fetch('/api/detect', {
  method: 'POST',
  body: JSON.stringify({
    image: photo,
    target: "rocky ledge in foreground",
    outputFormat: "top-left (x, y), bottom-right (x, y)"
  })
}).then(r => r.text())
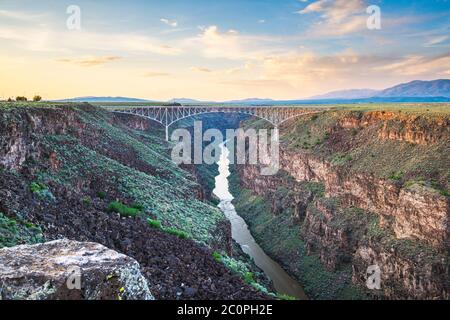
top-left (0, 239), bottom-right (153, 300)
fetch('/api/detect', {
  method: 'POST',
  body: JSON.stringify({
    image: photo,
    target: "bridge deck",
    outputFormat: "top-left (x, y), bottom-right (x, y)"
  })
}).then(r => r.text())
top-left (101, 105), bottom-right (325, 140)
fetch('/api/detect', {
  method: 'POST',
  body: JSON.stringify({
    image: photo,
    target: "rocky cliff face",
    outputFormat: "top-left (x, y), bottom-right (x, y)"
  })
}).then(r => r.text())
top-left (0, 104), bottom-right (87, 171)
top-left (279, 149), bottom-right (449, 251)
top-left (0, 239), bottom-right (153, 300)
top-left (237, 109), bottom-right (449, 299)
top-left (338, 111), bottom-right (449, 145)
top-left (0, 103), bottom-right (267, 300)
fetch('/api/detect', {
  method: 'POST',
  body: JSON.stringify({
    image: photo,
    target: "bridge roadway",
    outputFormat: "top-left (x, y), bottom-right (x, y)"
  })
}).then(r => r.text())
top-left (101, 105), bottom-right (324, 140)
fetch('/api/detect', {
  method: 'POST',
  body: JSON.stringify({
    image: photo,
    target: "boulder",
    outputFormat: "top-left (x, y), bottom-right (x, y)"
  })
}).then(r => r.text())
top-left (0, 239), bottom-right (154, 300)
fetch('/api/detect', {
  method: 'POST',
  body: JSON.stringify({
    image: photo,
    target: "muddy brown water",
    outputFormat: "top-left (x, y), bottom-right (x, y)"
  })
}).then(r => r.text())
top-left (213, 143), bottom-right (307, 300)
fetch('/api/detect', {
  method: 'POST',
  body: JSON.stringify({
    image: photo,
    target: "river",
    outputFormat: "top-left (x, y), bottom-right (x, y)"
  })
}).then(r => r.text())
top-left (213, 143), bottom-right (307, 299)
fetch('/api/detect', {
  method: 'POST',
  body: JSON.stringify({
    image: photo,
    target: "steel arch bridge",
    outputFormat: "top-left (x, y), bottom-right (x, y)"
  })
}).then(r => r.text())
top-left (102, 105), bottom-right (323, 140)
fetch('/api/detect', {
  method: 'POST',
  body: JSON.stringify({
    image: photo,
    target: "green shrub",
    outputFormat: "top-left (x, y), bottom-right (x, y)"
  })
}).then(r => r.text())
top-left (389, 171), bottom-right (404, 181)
top-left (331, 153), bottom-right (353, 166)
top-left (97, 191), bottom-right (107, 199)
top-left (33, 95), bottom-right (42, 102)
top-left (147, 219), bottom-right (162, 229)
top-left (302, 181), bottom-right (325, 197)
top-left (30, 182), bottom-right (55, 201)
top-left (276, 293), bottom-right (297, 300)
top-left (0, 212), bottom-right (44, 248)
top-left (244, 272), bottom-right (255, 284)
top-left (131, 203), bottom-right (144, 211)
top-left (82, 196), bottom-right (92, 206)
top-left (164, 227), bottom-right (188, 239)
top-left (30, 182), bottom-right (45, 193)
top-left (107, 201), bottom-right (140, 217)
top-left (212, 251), bottom-right (222, 262)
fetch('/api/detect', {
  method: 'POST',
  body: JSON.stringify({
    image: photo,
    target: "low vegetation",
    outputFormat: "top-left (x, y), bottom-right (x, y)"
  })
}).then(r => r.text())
top-left (25, 105), bottom-right (227, 244)
top-left (229, 170), bottom-right (367, 299)
top-left (107, 201), bottom-right (141, 217)
top-left (147, 218), bottom-right (189, 239)
top-left (275, 108), bottom-right (449, 191)
top-left (0, 212), bottom-right (44, 248)
top-left (29, 182), bottom-right (55, 201)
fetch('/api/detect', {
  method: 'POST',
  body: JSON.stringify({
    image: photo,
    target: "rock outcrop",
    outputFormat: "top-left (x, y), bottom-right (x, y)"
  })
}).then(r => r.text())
top-left (0, 239), bottom-right (153, 300)
top-left (0, 104), bottom-right (88, 171)
top-left (338, 111), bottom-right (449, 145)
top-left (237, 110), bottom-right (449, 299)
top-left (0, 104), bottom-right (268, 300)
top-left (278, 149), bottom-right (449, 250)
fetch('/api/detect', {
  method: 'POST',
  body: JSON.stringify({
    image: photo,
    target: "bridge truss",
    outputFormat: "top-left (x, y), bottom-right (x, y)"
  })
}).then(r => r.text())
top-left (102, 105), bottom-right (322, 141)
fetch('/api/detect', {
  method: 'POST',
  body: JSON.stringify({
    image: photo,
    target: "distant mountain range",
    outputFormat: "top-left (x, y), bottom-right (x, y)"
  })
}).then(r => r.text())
top-left (225, 98), bottom-right (275, 104)
top-left (311, 89), bottom-right (380, 100)
top-left (55, 96), bottom-right (152, 103)
top-left (58, 79), bottom-right (450, 104)
top-left (310, 79), bottom-right (450, 99)
top-left (376, 79), bottom-right (450, 98)
top-left (168, 98), bottom-right (206, 104)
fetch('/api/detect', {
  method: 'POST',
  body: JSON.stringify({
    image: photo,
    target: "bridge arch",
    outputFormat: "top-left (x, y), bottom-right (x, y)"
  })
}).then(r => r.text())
top-left (105, 105), bottom-right (323, 140)
top-left (166, 111), bottom-right (276, 127)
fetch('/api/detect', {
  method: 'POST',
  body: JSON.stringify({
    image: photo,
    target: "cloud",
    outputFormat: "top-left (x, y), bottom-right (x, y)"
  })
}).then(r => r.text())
top-left (160, 18), bottom-right (178, 28)
top-left (56, 56), bottom-right (122, 67)
top-left (190, 66), bottom-right (212, 73)
top-left (425, 35), bottom-right (449, 47)
top-left (257, 50), bottom-right (450, 96)
top-left (220, 79), bottom-right (290, 88)
top-left (187, 26), bottom-right (248, 60)
top-left (0, 9), bottom-right (42, 21)
top-left (143, 71), bottom-right (171, 77)
top-left (186, 25), bottom-right (284, 60)
top-left (373, 53), bottom-right (450, 76)
top-left (0, 23), bottom-right (182, 55)
top-left (297, 0), bottom-right (368, 36)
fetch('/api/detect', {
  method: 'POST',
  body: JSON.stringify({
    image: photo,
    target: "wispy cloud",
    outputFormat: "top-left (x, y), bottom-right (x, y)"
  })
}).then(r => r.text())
top-left (0, 24), bottom-right (182, 55)
top-left (297, 0), bottom-right (367, 36)
top-left (190, 66), bottom-right (212, 73)
top-left (1, 1), bottom-right (448, 101)
top-left (373, 53), bottom-right (450, 76)
top-left (143, 71), bottom-right (171, 77)
top-left (160, 18), bottom-right (178, 28)
top-left (425, 35), bottom-right (449, 47)
top-left (57, 56), bottom-right (122, 67)
top-left (186, 25), bottom-right (284, 60)
top-left (0, 9), bottom-right (43, 21)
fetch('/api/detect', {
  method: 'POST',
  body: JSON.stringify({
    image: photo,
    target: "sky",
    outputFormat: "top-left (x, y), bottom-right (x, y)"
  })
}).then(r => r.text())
top-left (0, 0), bottom-right (449, 101)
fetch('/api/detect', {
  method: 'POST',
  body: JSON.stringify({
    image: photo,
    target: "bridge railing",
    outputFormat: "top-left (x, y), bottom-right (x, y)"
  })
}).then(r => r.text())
top-left (100, 104), bottom-right (326, 140)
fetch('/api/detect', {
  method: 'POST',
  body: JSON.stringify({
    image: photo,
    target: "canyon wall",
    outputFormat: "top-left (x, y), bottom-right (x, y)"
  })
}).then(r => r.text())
top-left (0, 104), bottom-right (266, 300)
top-left (238, 110), bottom-right (449, 299)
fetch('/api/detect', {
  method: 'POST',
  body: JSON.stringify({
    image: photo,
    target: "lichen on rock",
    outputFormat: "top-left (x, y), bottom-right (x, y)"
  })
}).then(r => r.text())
top-left (0, 239), bottom-right (154, 300)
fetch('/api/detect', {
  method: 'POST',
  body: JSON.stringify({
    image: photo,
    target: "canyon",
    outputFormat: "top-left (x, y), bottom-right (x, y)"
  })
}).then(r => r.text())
top-left (0, 103), bottom-right (268, 300)
top-left (234, 109), bottom-right (449, 299)
top-left (0, 102), bottom-right (448, 300)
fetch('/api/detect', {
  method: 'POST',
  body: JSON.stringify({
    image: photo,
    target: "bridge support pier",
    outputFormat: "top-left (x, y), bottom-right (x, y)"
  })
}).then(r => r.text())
top-left (165, 126), bottom-right (169, 142)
